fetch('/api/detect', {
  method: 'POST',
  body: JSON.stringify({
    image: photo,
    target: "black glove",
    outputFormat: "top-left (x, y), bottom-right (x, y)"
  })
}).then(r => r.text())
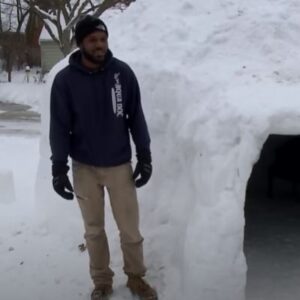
top-left (52, 162), bottom-right (74, 200)
top-left (133, 149), bottom-right (152, 188)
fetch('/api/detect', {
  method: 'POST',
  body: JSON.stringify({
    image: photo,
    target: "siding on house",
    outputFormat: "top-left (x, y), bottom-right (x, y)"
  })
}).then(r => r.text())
top-left (40, 40), bottom-right (64, 73)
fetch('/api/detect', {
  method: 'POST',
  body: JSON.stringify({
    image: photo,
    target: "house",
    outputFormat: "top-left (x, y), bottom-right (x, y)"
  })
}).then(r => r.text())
top-left (39, 27), bottom-right (64, 74)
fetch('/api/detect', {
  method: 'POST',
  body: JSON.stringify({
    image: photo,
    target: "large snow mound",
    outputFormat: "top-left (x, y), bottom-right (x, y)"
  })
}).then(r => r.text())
top-left (36, 1), bottom-right (300, 300)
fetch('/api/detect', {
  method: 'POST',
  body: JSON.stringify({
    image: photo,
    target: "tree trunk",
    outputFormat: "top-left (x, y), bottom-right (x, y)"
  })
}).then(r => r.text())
top-left (25, 11), bottom-right (44, 47)
top-left (25, 10), bottom-right (43, 65)
top-left (0, 2), bottom-right (3, 33)
top-left (60, 30), bottom-right (73, 56)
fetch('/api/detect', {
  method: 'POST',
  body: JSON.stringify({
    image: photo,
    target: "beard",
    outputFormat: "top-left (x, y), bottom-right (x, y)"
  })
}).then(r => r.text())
top-left (81, 46), bottom-right (106, 65)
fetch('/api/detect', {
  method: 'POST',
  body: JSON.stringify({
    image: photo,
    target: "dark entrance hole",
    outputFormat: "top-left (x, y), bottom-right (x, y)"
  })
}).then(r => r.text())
top-left (245, 134), bottom-right (300, 300)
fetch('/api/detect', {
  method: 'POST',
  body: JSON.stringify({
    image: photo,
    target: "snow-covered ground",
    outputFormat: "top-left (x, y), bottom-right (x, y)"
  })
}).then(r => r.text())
top-left (0, 136), bottom-right (137, 300)
top-left (0, 69), bottom-right (45, 112)
top-left (2, 0), bottom-right (300, 299)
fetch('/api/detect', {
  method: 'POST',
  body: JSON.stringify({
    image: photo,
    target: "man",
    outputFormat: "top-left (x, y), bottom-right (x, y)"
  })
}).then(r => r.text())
top-left (50, 15), bottom-right (157, 300)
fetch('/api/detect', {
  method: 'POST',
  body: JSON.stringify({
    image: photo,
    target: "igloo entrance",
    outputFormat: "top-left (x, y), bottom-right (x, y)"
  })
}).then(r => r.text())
top-left (245, 134), bottom-right (300, 300)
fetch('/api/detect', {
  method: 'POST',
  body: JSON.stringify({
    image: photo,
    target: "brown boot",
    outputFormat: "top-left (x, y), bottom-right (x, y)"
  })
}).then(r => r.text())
top-left (91, 284), bottom-right (113, 300)
top-left (126, 276), bottom-right (158, 300)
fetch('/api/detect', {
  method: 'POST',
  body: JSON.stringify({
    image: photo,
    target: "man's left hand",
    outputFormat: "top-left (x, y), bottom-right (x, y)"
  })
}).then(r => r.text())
top-left (133, 161), bottom-right (152, 188)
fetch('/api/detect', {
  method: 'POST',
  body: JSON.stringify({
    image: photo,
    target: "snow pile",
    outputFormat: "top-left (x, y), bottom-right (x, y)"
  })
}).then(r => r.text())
top-left (0, 137), bottom-right (38, 213)
top-left (0, 70), bottom-right (45, 112)
top-left (35, 1), bottom-right (300, 300)
top-left (0, 83), bottom-right (43, 112)
top-left (0, 169), bottom-right (16, 204)
top-left (0, 136), bottom-right (90, 300)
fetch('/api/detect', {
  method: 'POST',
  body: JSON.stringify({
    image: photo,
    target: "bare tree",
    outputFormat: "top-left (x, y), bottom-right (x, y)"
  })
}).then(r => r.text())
top-left (0, 0), bottom-right (30, 32)
top-left (25, 0), bottom-right (136, 56)
top-left (0, 2), bottom-right (3, 32)
top-left (15, 0), bottom-right (30, 32)
top-left (0, 0), bottom-right (29, 81)
top-left (0, 32), bottom-right (26, 81)
top-left (0, 0), bottom-right (135, 80)
top-left (0, 1), bottom-right (14, 32)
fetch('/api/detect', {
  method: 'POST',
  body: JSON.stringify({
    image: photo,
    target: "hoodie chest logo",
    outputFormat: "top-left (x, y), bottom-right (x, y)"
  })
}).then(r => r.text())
top-left (111, 73), bottom-right (124, 118)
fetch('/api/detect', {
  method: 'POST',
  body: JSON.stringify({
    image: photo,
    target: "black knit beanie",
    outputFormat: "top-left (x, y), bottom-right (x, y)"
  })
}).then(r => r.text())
top-left (75, 15), bottom-right (108, 45)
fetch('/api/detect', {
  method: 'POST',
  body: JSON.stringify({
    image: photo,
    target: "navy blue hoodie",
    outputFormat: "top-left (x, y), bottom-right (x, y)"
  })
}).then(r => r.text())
top-left (50, 49), bottom-right (151, 167)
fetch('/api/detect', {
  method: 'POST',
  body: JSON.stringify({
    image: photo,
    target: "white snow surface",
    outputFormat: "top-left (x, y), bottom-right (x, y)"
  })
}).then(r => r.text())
top-left (2, 0), bottom-right (300, 299)
top-left (0, 70), bottom-right (45, 112)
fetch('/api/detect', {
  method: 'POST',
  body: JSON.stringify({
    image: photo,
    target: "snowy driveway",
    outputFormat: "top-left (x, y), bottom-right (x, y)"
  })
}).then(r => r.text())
top-left (0, 101), bottom-right (40, 135)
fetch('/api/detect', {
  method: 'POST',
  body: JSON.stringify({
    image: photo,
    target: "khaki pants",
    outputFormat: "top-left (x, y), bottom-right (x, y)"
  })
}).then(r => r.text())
top-left (72, 161), bottom-right (146, 287)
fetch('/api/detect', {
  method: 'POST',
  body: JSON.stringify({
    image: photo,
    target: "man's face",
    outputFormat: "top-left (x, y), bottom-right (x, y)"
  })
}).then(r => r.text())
top-left (80, 31), bottom-right (108, 65)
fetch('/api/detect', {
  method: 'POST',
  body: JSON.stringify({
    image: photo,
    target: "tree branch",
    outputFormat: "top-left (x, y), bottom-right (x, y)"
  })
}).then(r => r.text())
top-left (16, 0), bottom-right (21, 24)
top-left (68, 0), bottom-right (89, 23)
top-left (56, 7), bottom-right (63, 43)
top-left (93, 0), bottom-right (122, 18)
top-left (16, 8), bottom-right (30, 32)
top-left (41, 19), bottom-right (60, 45)
top-left (64, 0), bottom-right (92, 31)
top-left (0, 0), bottom-right (28, 11)
top-left (61, 1), bottom-right (70, 25)
top-left (88, 0), bottom-right (95, 10)
top-left (65, 0), bottom-right (72, 14)
top-left (24, 0), bottom-right (57, 24)
top-left (68, 0), bottom-right (80, 22)
top-left (0, 2), bottom-right (3, 33)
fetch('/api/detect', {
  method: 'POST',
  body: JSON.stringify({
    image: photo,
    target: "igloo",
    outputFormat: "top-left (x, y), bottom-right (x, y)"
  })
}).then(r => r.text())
top-left (35, 0), bottom-right (300, 299)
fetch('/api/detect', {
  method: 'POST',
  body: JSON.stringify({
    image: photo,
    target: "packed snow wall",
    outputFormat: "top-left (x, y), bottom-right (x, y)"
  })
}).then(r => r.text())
top-left (141, 72), bottom-right (300, 300)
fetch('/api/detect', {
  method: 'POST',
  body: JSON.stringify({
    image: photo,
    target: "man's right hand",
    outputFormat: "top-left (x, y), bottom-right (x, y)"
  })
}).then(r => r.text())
top-left (52, 174), bottom-right (74, 200)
